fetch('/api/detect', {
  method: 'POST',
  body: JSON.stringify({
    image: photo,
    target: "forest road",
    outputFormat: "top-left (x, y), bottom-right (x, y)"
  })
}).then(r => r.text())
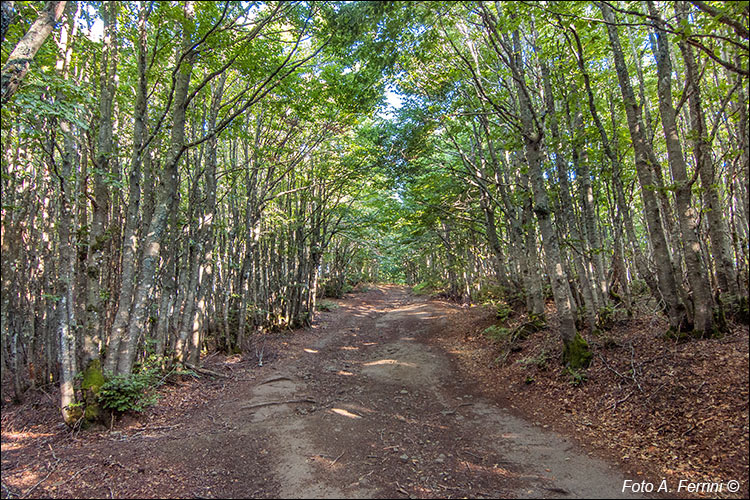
top-left (206, 284), bottom-right (640, 499)
top-left (6, 285), bottom-right (646, 498)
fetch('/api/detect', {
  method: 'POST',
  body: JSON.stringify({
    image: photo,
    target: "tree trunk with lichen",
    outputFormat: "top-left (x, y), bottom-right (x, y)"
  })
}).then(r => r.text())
top-left (500, 21), bottom-right (588, 368)
top-left (648, 0), bottom-right (714, 335)
top-left (676, 1), bottom-right (739, 315)
top-left (600, 2), bottom-right (687, 333)
top-left (117, 1), bottom-right (196, 375)
top-left (84, 1), bottom-right (118, 370)
top-left (106, 2), bottom-right (149, 373)
top-left (1, 1), bottom-right (66, 104)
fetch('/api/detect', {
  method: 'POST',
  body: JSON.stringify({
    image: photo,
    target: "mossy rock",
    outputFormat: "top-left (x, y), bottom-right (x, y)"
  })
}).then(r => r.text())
top-left (562, 333), bottom-right (592, 370)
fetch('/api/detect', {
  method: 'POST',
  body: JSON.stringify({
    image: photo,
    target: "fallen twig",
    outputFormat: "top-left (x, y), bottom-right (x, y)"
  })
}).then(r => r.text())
top-left (462, 449), bottom-right (483, 461)
top-left (609, 390), bottom-right (634, 411)
top-left (628, 343), bottom-right (643, 393)
top-left (184, 363), bottom-right (230, 379)
top-left (259, 375), bottom-right (294, 385)
top-left (48, 465), bottom-right (95, 489)
top-left (21, 455), bottom-right (60, 498)
top-left (240, 398), bottom-right (316, 410)
top-left (330, 451), bottom-right (345, 467)
top-left (395, 481), bottom-right (410, 497)
top-left (2, 481), bottom-right (18, 499)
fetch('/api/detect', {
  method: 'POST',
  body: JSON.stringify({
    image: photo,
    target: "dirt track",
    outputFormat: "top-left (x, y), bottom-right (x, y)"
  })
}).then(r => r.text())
top-left (1, 285), bottom-right (641, 499)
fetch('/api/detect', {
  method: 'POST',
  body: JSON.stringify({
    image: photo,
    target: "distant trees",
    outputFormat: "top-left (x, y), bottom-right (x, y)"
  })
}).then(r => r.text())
top-left (1, 0), bottom-right (748, 424)
top-left (388, 1), bottom-right (748, 361)
top-left (0, 1), bottom-right (390, 422)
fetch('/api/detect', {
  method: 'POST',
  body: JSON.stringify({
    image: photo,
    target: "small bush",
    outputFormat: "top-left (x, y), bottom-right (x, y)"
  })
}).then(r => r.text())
top-left (566, 366), bottom-right (588, 386)
top-left (97, 369), bottom-right (160, 413)
top-left (316, 300), bottom-right (339, 312)
top-left (483, 324), bottom-right (511, 343)
top-left (517, 349), bottom-right (549, 371)
top-left (475, 284), bottom-right (506, 303)
top-left (495, 302), bottom-right (512, 322)
top-left (596, 304), bottom-right (618, 330)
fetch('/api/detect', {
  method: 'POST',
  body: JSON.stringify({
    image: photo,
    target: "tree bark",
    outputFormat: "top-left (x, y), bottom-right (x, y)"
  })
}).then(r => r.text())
top-left (648, 1), bottom-right (713, 333)
top-left (84, 1), bottom-right (118, 367)
top-left (540, 59), bottom-right (598, 328)
top-left (1, 1), bottom-right (67, 104)
top-left (106, 2), bottom-right (149, 373)
top-left (117, 1), bottom-right (196, 375)
top-left (676, 1), bottom-right (740, 305)
top-left (568, 25), bottom-right (658, 304)
top-left (600, 2), bottom-right (687, 332)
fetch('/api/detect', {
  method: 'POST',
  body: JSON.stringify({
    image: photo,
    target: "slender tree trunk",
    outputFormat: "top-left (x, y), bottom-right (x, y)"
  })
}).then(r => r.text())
top-left (475, 115), bottom-right (512, 292)
top-left (1, 1), bottom-right (67, 104)
top-left (106, 2), bottom-right (149, 373)
top-left (521, 181), bottom-right (545, 318)
top-left (676, 1), bottom-right (740, 306)
top-left (600, 2), bottom-right (687, 332)
top-left (648, 1), bottom-right (713, 333)
top-left (56, 118), bottom-right (78, 426)
top-left (186, 74), bottom-right (226, 365)
top-left (0, 1), bottom-right (15, 45)
top-left (540, 59), bottom-right (598, 328)
top-left (117, 1), bottom-right (196, 375)
top-left (569, 25), bottom-right (658, 304)
top-left (496, 20), bottom-right (586, 365)
top-left (84, 1), bottom-right (118, 367)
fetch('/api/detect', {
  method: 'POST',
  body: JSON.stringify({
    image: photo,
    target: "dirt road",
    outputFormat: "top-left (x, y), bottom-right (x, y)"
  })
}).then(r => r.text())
top-left (1, 285), bottom-right (640, 499)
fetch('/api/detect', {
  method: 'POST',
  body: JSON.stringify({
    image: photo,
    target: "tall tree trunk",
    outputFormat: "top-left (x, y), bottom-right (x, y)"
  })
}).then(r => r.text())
top-left (540, 59), bottom-right (598, 329)
top-left (185, 74), bottom-right (226, 365)
top-left (648, 1), bottom-right (713, 334)
top-left (475, 115), bottom-right (512, 292)
top-left (84, 1), bottom-right (118, 367)
top-left (106, 2), bottom-right (149, 373)
top-left (494, 17), bottom-right (587, 366)
top-left (117, 1), bottom-right (196, 375)
top-left (56, 116), bottom-right (78, 427)
top-left (676, 1), bottom-right (740, 307)
top-left (521, 181), bottom-right (545, 318)
top-left (600, 2), bottom-right (687, 332)
top-left (0, 1), bottom-right (15, 45)
top-left (1, 1), bottom-right (67, 104)
top-left (569, 25), bottom-right (657, 304)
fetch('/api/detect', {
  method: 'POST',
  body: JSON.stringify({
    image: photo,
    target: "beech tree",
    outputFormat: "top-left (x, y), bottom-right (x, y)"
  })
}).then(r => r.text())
top-left (1, 0), bottom-right (747, 424)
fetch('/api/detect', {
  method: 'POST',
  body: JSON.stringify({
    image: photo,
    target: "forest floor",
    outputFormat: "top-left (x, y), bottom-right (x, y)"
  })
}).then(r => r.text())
top-left (1, 284), bottom-right (748, 499)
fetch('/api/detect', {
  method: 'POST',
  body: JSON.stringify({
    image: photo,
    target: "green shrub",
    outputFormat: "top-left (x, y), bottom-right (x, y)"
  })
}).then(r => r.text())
top-left (565, 366), bottom-right (588, 386)
top-left (482, 324), bottom-right (511, 343)
top-left (97, 369), bottom-right (160, 413)
top-left (596, 304), bottom-right (618, 330)
top-left (517, 349), bottom-right (549, 370)
top-left (412, 282), bottom-right (432, 295)
top-left (475, 284), bottom-right (506, 303)
top-left (495, 302), bottom-right (512, 322)
top-left (316, 299), bottom-right (339, 311)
